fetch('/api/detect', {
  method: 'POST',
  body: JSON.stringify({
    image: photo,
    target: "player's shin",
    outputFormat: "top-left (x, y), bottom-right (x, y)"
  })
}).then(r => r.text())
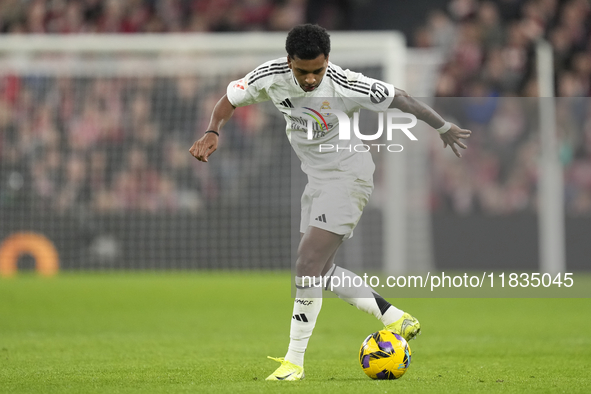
top-left (285, 276), bottom-right (323, 367)
top-left (325, 265), bottom-right (403, 326)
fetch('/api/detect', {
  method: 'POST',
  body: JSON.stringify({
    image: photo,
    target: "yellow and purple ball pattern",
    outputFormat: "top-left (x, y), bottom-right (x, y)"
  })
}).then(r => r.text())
top-left (359, 329), bottom-right (411, 380)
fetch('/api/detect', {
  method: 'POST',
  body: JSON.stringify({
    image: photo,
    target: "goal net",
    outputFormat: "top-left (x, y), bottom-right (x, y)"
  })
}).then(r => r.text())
top-left (0, 33), bottom-right (442, 273)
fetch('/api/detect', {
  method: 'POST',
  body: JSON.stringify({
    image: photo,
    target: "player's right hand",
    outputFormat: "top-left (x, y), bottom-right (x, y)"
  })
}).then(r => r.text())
top-left (189, 132), bottom-right (218, 162)
top-left (440, 123), bottom-right (471, 158)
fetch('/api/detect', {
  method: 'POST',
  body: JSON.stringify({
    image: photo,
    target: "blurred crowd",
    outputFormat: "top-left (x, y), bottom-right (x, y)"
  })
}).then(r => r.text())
top-left (416, 0), bottom-right (591, 97)
top-left (0, 0), bottom-right (312, 33)
top-left (429, 97), bottom-right (591, 215)
top-left (0, 74), bottom-right (276, 213)
top-left (0, 0), bottom-right (590, 216)
top-left (414, 0), bottom-right (591, 215)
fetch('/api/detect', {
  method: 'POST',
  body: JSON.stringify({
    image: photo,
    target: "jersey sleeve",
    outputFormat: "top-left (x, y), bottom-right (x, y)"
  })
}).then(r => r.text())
top-left (226, 66), bottom-right (273, 107)
top-left (336, 67), bottom-right (396, 112)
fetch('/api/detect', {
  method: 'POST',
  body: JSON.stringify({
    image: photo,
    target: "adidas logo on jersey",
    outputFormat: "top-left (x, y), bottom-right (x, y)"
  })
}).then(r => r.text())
top-left (279, 98), bottom-right (294, 108)
top-left (292, 313), bottom-right (308, 322)
top-left (314, 214), bottom-right (327, 223)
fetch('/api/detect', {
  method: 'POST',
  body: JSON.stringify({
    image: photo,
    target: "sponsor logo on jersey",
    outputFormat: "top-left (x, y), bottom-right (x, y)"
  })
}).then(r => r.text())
top-left (288, 115), bottom-right (333, 138)
top-left (302, 107), bottom-right (329, 133)
top-left (287, 107), bottom-right (333, 139)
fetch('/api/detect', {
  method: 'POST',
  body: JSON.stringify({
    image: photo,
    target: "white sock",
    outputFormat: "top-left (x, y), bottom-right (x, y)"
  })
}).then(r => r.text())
top-left (284, 276), bottom-right (323, 367)
top-left (325, 265), bottom-right (404, 326)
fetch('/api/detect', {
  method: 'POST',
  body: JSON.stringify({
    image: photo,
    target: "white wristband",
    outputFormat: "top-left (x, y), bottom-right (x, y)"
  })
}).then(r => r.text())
top-left (436, 121), bottom-right (451, 134)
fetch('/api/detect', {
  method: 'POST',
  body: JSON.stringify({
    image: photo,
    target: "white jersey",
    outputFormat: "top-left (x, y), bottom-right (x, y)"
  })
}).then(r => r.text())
top-left (226, 57), bottom-right (395, 183)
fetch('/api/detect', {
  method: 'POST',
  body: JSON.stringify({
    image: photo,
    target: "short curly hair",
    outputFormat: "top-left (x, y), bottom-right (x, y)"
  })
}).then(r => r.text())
top-left (285, 24), bottom-right (331, 60)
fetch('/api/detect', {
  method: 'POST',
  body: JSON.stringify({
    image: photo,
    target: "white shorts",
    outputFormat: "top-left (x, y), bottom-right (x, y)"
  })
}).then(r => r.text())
top-left (300, 178), bottom-right (373, 239)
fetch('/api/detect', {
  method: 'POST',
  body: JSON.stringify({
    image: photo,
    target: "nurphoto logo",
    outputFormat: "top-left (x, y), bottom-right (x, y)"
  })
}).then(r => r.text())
top-left (291, 107), bottom-right (418, 153)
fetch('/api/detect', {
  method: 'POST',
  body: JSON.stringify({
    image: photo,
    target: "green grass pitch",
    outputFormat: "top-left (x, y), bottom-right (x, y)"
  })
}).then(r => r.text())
top-left (1, 272), bottom-right (590, 393)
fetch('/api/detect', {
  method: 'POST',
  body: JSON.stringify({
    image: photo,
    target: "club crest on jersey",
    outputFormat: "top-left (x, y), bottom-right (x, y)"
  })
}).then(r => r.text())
top-left (320, 100), bottom-right (331, 116)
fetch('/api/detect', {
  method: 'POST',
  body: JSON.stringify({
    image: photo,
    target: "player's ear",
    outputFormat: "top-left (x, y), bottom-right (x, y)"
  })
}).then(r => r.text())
top-left (287, 55), bottom-right (293, 69)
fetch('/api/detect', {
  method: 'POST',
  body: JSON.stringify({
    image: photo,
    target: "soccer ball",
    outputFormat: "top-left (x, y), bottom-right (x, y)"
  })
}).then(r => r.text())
top-left (359, 330), bottom-right (411, 379)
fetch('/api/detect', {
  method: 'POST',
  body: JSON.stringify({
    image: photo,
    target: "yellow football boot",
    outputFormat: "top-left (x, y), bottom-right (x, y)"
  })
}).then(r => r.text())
top-left (385, 312), bottom-right (421, 341)
top-left (265, 357), bottom-right (305, 381)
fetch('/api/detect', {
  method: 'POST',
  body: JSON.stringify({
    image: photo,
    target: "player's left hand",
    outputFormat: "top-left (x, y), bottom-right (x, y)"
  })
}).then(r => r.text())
top-left (440, 123), bottom-right (471, 158)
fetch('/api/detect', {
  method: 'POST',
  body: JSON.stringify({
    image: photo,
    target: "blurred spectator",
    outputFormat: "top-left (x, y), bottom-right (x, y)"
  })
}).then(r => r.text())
top-left (111, 146), bottom-right (161, 211)
top-left (269, 0), bottom-right (306, 31)
top-left (477, 1), bottom-right (503, 50)
top-left (162, 138), bottom-right (204, 212)
top-left (54, 154), bottom-right (90, 212)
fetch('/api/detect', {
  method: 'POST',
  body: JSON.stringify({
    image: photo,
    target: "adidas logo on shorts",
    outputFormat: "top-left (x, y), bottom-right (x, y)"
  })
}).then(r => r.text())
top-left (314, 214), bottom-right (327, 223)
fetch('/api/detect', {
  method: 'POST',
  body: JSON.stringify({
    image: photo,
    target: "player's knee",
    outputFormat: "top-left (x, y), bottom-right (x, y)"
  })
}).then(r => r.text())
top-left (295, 250), bottom-right (325, 276)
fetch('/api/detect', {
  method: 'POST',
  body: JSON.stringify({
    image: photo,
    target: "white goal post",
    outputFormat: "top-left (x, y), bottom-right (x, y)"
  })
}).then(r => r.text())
top-left (536, 39), bottom-right (566, 275)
